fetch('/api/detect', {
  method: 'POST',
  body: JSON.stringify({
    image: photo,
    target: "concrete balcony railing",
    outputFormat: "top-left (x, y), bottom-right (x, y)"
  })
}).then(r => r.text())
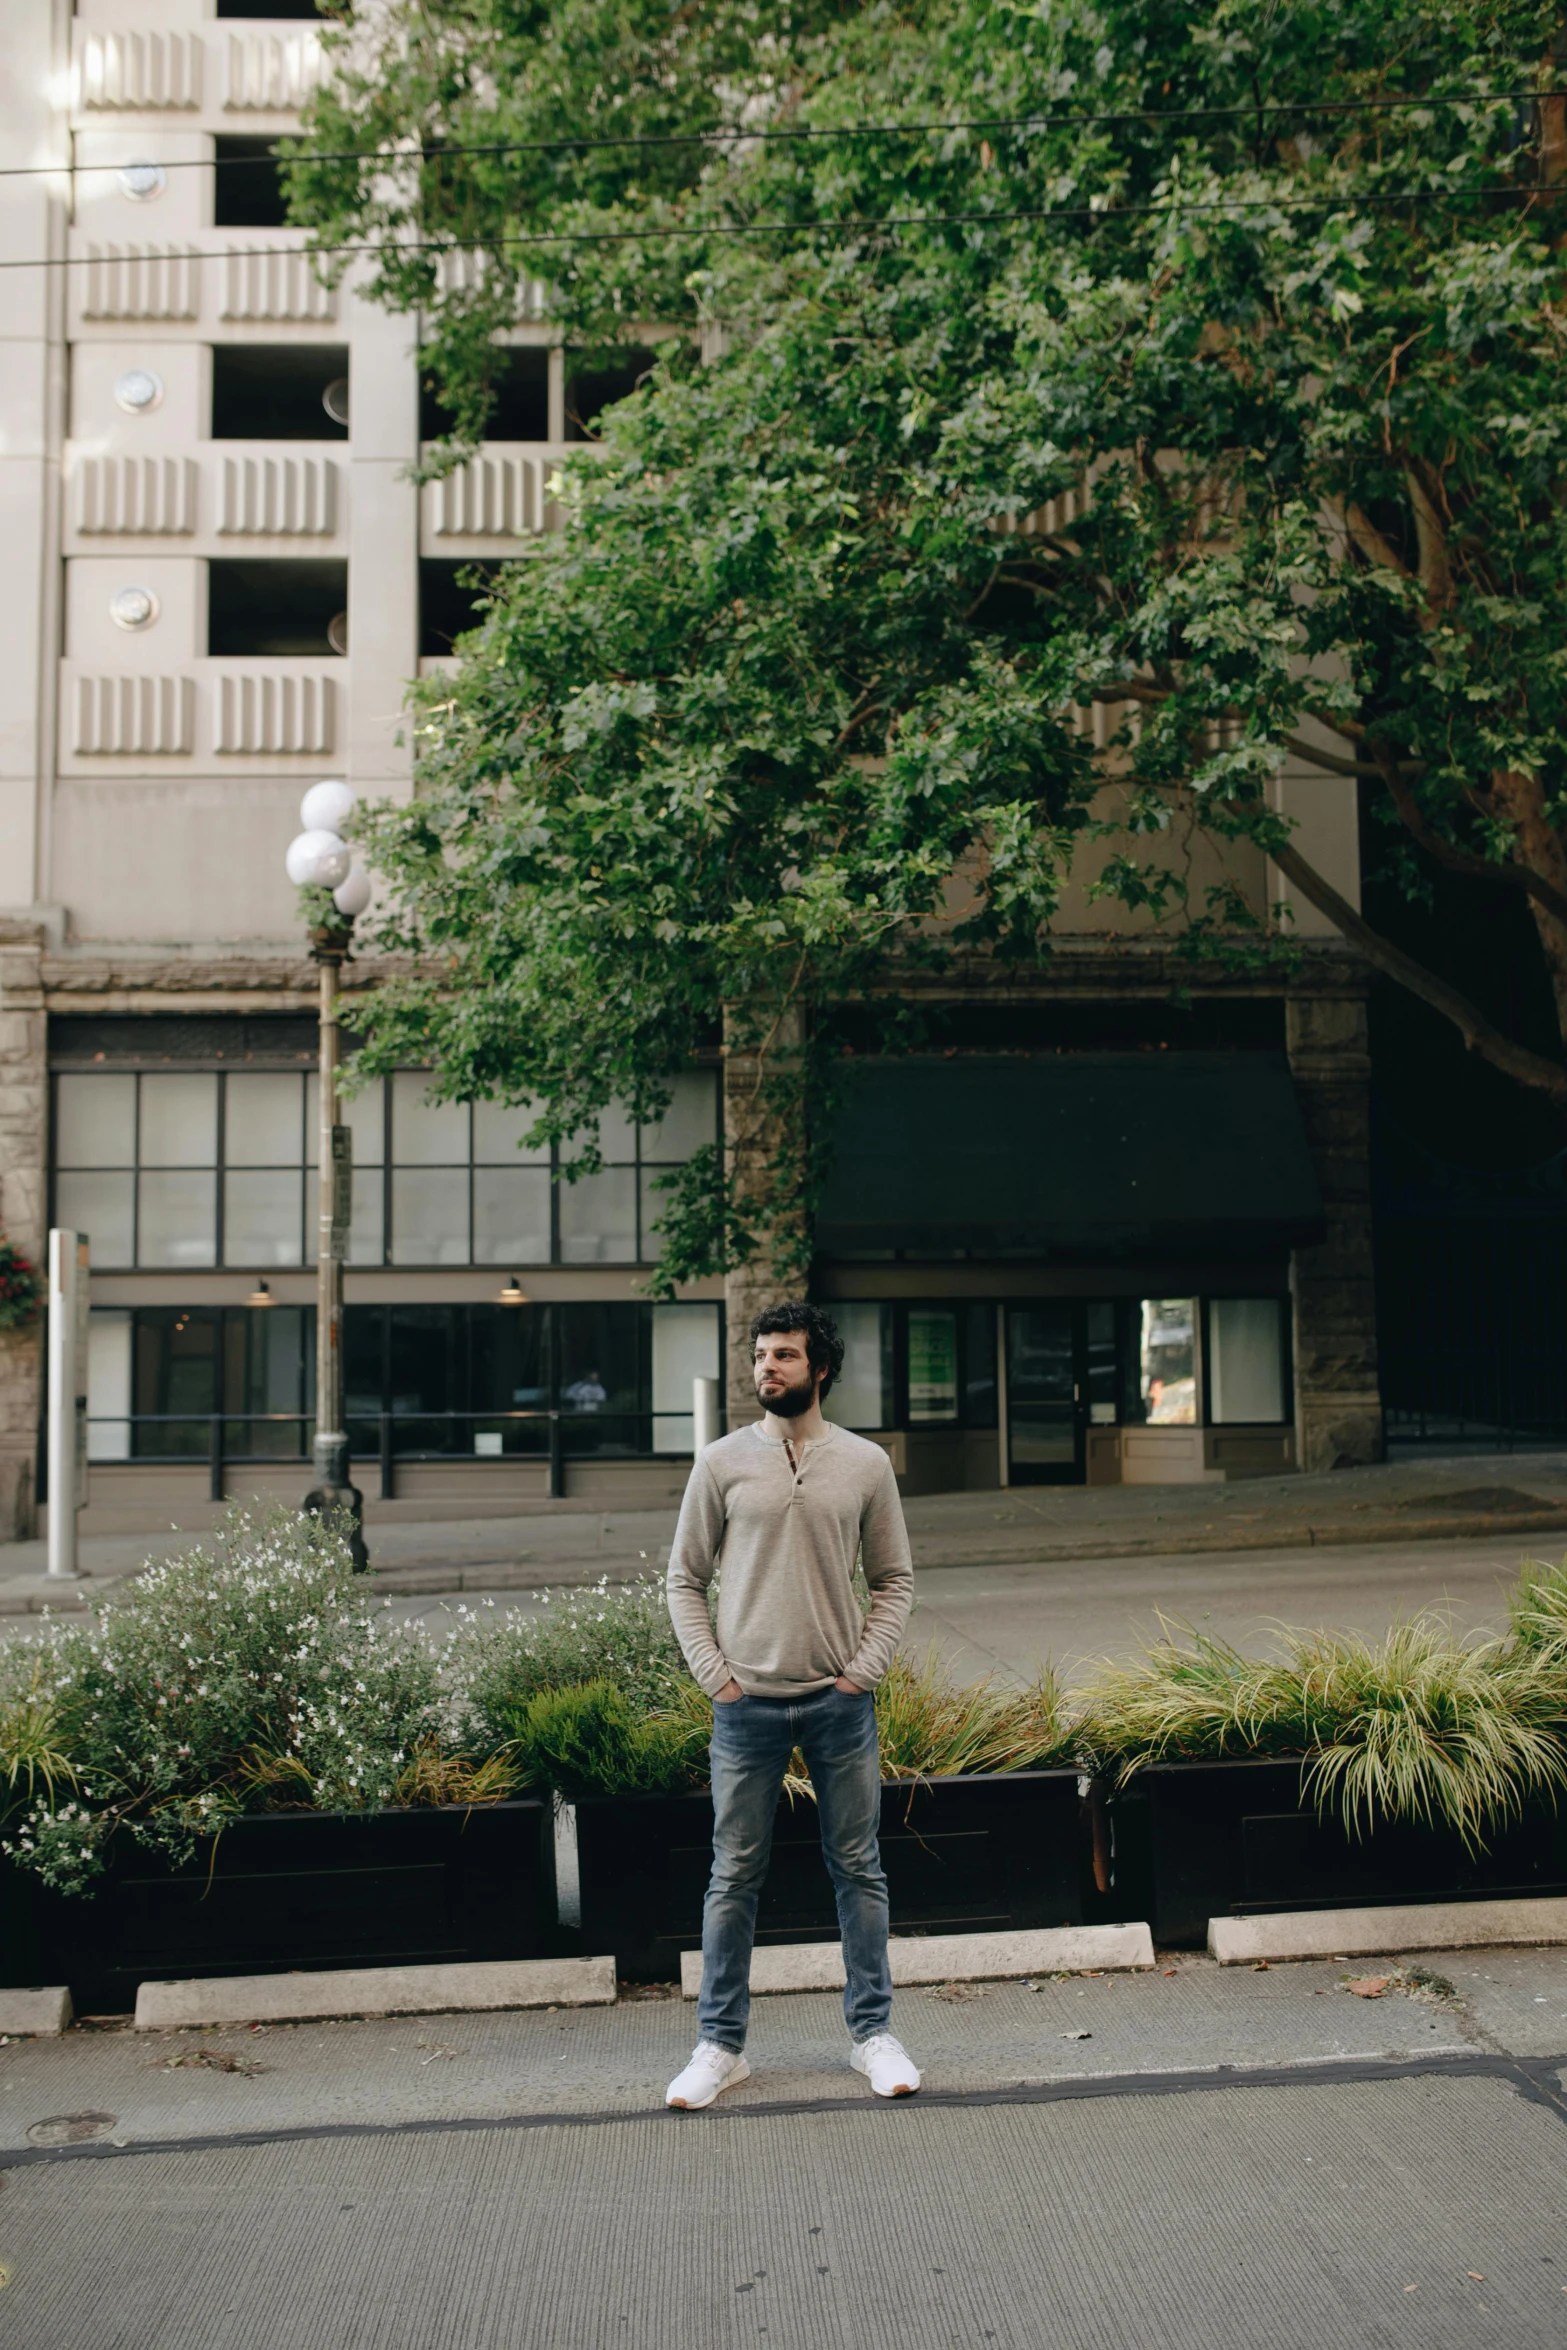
top-left (60, 658), bottom-right (344, 774)
top-left (67, 228), bottom-right (337, 333)
top-left (419, 442), bottom-right (585, 555)
top-left (66, 443), bottom-right (347, 556)
top-left (73, 22), bottom-right (324, 124)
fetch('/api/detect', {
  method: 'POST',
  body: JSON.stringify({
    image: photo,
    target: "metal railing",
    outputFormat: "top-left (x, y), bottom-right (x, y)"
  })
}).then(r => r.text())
top-left (86, 1407), bottom-right (697, 1501)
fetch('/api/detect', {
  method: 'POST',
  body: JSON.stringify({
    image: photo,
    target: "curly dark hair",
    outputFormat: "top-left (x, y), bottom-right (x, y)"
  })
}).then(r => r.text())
top-left (748, 1301), bottom-right (845, 1400)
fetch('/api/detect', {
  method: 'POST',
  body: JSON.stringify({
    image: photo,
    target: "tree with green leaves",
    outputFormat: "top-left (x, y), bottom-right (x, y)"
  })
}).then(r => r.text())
top-left (286, 0), bottom-right (1567, 1299)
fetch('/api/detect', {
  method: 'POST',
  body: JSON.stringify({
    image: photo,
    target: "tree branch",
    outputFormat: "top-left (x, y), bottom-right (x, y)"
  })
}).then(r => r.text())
top-left (1405, 458), bottom-right (1454, 614)
top-left (1267, 836), bottom-right (1567, 1100)
top-left (1331, 498), bottom-right (1413, 580)
top-left (1281, 732), bottom-right (1425, 782)
top-left (1373, 748), bottom-right (1567, 928)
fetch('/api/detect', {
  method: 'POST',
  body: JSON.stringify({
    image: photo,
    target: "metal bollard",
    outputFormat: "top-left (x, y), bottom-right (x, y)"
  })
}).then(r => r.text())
top-left (692, 1375), bottom-right (721, 1455)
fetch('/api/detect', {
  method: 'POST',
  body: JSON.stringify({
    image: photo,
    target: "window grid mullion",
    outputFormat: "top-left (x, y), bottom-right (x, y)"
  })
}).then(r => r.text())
top-left (131, 1071), bottom-right (142, 1268)
top-left (214, 1071), bottom-right (226, 1269)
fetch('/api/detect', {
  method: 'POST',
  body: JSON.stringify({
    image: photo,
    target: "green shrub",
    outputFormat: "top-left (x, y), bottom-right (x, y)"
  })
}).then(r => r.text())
top-left (1080, 1615), bottom-right (1567, 1850)
top-left (3, 1506), bottom-right (441, 1893)
top-left (503, 1679), bottom-right (711, 1799)
top-left (446, 1575), bottom-right (692, 1750)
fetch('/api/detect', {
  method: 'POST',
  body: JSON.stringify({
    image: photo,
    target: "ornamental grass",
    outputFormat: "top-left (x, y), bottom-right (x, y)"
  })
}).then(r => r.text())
top-left (1508, 1553), bottom-right (1567, 1667)
top-left (1079, 1607), bottom-right (1567, 1851)
top-left (873, 1648), bottom-right (1075, 1781)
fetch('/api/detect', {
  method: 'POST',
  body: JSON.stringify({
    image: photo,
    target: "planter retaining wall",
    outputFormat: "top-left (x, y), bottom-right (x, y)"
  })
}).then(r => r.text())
top-left (575, 1769), bottom-right (1085, 1983)
top-left (1106, 1759), bottom-right (1567, 1947)
top-left (0, 1800), bottom-right (554, 2016)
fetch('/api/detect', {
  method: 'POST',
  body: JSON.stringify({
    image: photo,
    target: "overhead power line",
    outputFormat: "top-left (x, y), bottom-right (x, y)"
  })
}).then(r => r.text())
top-left (1, 85), bottom-right (1562, 181)
top-left (0, 180), bottom-right (1558, 274)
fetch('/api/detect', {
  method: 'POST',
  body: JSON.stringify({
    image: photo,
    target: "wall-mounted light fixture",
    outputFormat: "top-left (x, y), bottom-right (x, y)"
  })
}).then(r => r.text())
top-left (245, 1279), bottom-right (276, 1308)
top-left (497, 1275), bottom-right (528, 1306)
top-left (109, 585), bottom-right (158, 631)
top-left (113, 367), bottom-right (163, 414)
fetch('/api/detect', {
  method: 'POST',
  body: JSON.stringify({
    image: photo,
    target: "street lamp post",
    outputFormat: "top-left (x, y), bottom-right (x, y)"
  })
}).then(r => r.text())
top-left (286, 782), bottom-right (372, 1572)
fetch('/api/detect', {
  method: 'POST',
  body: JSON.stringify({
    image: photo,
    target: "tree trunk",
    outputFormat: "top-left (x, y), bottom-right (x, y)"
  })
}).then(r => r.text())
top-left (1488, 767), bottom-right (1567, 1047)
top-left (721, 1000), bottom-right (808, 1428)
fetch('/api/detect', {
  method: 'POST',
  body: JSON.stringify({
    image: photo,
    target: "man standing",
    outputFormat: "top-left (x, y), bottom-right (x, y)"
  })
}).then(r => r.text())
top-left (664, 1301), bottom-right (918, 2109)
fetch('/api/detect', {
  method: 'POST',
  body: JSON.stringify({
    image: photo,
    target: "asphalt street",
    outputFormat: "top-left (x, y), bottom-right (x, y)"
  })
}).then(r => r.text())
top-left (384, 1526), bottom-right (1550, 1683)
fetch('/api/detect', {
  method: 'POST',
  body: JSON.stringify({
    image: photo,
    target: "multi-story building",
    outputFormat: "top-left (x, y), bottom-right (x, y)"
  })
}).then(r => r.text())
top-left (0, 0), bottom-right (1381, 1545)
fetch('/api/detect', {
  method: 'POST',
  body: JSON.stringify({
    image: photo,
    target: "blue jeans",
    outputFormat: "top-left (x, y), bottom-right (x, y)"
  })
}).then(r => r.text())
top-left (698, 1683), bottom-right (892, 2051)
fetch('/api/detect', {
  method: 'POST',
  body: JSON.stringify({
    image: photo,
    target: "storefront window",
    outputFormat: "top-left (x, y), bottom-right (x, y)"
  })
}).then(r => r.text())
top-left (824, 1304), bottom-right (894, 1430)
top-left (1086, 1301), bottom-right (1118, 1424)
top-left (651, 1302), bottom-right (721, 1451)
top-left (1208, 1297), bottom-right (1287, 1423)
top-left (907, 1309), bottom-right (959, 1423)
top-left (1138, 1298), bottom-right (1197, 1424)
top-left (962, 1303), bottom-right (998, 1428)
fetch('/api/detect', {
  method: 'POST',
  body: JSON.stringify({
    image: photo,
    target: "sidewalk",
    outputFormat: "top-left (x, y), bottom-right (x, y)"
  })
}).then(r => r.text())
top-left (5, 1447), bottom-right (1567, 1614)
top-left (3, 1943), bottom-right (1565, 2347)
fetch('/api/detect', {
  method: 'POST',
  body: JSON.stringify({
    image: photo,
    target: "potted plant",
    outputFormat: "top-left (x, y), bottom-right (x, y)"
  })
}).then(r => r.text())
top-left (1079, 1579), bottom-right (1567, 1946)
top-left (1, 1511), bottom-right (554, 2013)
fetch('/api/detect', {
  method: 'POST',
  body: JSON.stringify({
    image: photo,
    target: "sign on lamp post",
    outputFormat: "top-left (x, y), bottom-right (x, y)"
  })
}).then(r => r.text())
top-left (46, 1228), bottom-right (89, 1581)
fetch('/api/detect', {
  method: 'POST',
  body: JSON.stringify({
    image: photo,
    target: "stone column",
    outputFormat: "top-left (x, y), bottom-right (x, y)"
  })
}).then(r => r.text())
top-left (721, 1004), bottom-right (807, 1429)
top-left (0, 923), bottom-right (47, 1539)
top-left (1287, 981), bottom-right (1383, 1471)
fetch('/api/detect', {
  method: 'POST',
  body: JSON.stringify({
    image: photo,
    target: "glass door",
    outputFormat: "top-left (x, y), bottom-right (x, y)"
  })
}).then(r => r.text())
top-left (1005, 1304), bottom-right (1083, 1483)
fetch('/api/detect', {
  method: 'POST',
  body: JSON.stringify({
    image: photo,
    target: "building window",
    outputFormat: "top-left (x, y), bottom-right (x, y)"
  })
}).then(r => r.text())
top-left (906, 1309), bottom-right (959, 1423)
top-left (90, 1299), bottom-right (720, 1464)
top-left (345, 1301), bottom-right (720, 1459)
top-left (53, 1067), bottom-right (717, 1269)
top-left (1134, 1298), bottom-right (1198, 1424)
top-left (824, 1304), bottom-right (895, 1431)
top-left (1207, 1297), bottom-right (1289, 1424)
top-left (87, 1304), bottom-right (315, 1462)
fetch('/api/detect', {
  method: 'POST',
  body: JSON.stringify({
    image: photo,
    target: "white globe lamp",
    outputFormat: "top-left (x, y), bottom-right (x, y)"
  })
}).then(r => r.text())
top-left (285, 829), bottom-right (352, 889)
top-left (333, 862), bottom-right (373, 918)
top-left (300, 779), bottom-right (357, 835)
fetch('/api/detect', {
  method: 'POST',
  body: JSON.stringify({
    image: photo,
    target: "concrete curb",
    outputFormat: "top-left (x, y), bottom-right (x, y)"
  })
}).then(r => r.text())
top-left (0, 1986), bottom-right (73, 2036)
top-left (680, 1923), bottom-right (1155, 1998)
top-left (1209, 1896), bottom-right (1567, 1965)
top-left (133, 1955), bottom-right (618, 2030)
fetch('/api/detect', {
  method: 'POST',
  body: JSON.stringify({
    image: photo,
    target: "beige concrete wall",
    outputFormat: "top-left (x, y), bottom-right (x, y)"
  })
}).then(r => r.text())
top-left (0, 0), bottom-right (68, 924)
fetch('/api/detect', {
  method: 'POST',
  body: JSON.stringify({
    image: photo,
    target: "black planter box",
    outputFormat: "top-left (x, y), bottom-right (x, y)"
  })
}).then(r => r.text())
top-left (0, 1800), bottom-right (554, 2016)
top-left (575, 1769), bottom-right (1084, 1982)
top-left (1107, 1759), bottom-right (1567, 1948)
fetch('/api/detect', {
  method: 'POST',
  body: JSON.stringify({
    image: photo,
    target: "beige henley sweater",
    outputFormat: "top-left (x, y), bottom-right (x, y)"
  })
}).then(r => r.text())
top-left (666, 1421), bottom-right (914, 1699)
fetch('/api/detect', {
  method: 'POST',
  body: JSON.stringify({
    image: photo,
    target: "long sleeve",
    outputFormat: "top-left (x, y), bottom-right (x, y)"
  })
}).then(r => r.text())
top-left (665, 1453), bottom-right (734, 1696)
top-left (843, 1454), bottom-right (914, 1690)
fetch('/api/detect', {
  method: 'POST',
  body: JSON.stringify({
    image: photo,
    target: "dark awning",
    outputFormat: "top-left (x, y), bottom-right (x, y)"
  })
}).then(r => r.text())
top-left (814, 1053), bottom-right (1325, 1260)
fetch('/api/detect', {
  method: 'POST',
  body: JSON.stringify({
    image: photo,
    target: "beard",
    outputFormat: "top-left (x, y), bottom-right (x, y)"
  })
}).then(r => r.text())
top-left (756, 1368), bottom-right (817, 1418)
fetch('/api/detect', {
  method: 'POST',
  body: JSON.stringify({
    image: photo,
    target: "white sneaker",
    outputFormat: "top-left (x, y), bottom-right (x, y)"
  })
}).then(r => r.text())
top-left (850, 2032), bottom-right (921, 2097)
top-left (665, 2042), bottom-right (752, 2110)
